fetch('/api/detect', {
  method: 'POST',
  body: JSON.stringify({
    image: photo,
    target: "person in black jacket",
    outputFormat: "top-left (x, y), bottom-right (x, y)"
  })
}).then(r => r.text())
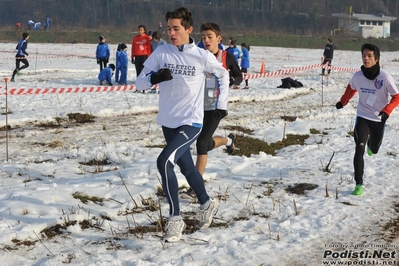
top-left (11, 32), bottom-right (30, 82)
top-left (321, 38), bottom-right (334, 76)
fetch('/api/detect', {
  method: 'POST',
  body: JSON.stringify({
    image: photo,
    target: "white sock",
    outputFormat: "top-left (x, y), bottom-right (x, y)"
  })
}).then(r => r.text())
top-left (200, 200), bottom-right (210, 210)
top-left (226, 138), bottom-right (232, 146)
top-left (169, 215), bottom-right (182, 221)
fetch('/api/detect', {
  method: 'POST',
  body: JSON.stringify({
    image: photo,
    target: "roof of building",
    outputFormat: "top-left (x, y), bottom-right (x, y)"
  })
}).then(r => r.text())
top-left (332, 13), bottom-right (397, 22)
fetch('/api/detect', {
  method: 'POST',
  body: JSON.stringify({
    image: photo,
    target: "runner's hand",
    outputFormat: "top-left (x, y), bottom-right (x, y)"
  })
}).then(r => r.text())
top-left (150, 68), bottom-right (173, 84)
top-left (379, 111), bottom-right (389, 123)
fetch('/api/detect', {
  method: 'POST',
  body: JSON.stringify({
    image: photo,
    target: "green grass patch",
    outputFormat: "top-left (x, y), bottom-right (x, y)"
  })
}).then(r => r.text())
top-left (72, 192), bottom-right (104, 204)
top-left (233, 133), bottom-right (309, 157)
top-left (78, 158), bottom-right (110, 166)
top-left (222, 125), bottom-right (254, 135)
top-left (67, 113), bottom-right (96, 123)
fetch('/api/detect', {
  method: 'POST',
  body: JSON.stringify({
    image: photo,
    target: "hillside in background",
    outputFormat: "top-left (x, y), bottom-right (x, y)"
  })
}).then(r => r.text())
top-left (1, 0), bottom-right (398, 37)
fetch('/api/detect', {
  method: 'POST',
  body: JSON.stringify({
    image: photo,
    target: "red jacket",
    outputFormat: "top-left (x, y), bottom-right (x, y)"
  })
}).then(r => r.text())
top-left (131, 34), bottom-right (151, 57)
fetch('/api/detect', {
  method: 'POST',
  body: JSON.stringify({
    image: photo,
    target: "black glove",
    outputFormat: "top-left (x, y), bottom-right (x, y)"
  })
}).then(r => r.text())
top-left (379, 111), bottom-right (389, 123)
top-left (215, 109), bottom-right (228, 119)
top-left (97, 59), bottom-right (100, 64)
top-left (131, 58), bottom-right (135, 64)
top-left (335, 101), bottom-right (343, 109)
top-left (150, 68), bottom-right (173, 84)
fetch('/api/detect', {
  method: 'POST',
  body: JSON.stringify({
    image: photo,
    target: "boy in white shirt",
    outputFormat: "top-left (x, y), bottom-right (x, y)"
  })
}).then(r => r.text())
top-left (336, 43), bottom-right (399, 195)
top-left (135, 7), bottom-right (229, 242)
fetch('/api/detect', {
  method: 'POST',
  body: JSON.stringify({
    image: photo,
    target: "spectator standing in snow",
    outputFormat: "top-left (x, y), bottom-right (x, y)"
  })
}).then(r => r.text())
top-left (335, 43), bottom-right (399, 196)
top-left (34, 22), bottom-right (41, 30)
top-left (27, 20), bottom-right (34, 31)
top-left (150, 31), bottom-right (167, 52)
top-left (147, 31), bottom-right (153, 41)
top-left (321, 38), bottom-right (334, 76)
top-left (225, 38), bottom-right (241, 62)
top-left (131, 25), bottom-right (151, 84)
top-left (96, 35), bottom-right (110, 72)
top-left (240, 42), bottom-right (250, 89)
top-left (44, 16), bottom-right (51, 30)
top-left (98, 63), bottom-right (115, 85)
top-left (15, 22), bottom-right (22, 31)
top-left (116, 43), bottom-right (128, 85)
top-left (115, 43), bottom-right (122, 84)
top-left (10, 32), bottom-right (30, 82)
top-left (135, 7), bottom-right (228, 243)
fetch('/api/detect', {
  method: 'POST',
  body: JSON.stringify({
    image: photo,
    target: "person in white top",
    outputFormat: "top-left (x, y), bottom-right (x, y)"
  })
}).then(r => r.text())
top-left (336, 43), bottom-right (399, 196)
top-left (135, 7), bottom-right (230, 242)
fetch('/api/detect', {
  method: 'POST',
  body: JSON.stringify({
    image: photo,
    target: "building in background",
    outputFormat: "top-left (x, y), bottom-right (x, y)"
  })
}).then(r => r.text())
top-left (332, 12), bottom-right (397, 38)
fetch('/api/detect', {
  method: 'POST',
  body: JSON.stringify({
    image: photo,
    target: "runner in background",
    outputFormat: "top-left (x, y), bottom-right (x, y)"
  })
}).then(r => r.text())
top-left (182, 22), bottom-right (241, 199)
top-left (10, 32), bottom-right (30, 82)
top-left (321, 38), bottom-right (334, 76)
top-left (240, 42), bottom-right (250, 89)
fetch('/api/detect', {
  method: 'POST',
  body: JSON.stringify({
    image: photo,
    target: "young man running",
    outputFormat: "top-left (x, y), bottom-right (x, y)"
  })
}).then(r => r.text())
top-left (11, 32), bottom-right (30, 82)
top-left (335, 43), bottom-right (399, 195)
top-left (183, 22), bottom-right (242, 199)
top-left (135, 7), bottom-right (230, 242)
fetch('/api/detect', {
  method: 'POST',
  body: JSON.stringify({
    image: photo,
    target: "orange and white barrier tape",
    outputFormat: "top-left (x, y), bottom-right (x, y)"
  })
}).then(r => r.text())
top-left (5, 54), bottom-right (95, 60)
top-left (2, 85), bottom-right (136, 95)
top-left (1, 83), bottom-right (159, 96)
top-left (244, 63), bottom-right (359, 80)
top-left (1, 64), bottom-right (359, 95)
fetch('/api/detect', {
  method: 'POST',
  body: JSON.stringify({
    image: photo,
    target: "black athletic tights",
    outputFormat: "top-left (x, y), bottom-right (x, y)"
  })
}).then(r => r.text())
top-left (11, 58), bottom-right (29, 79)
top-left (353, 116), bottom-right (385, 185)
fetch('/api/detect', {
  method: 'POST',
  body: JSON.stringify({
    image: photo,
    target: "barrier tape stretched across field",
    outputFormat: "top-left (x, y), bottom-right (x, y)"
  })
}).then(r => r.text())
top-left (5, 54), bottom-right (95, 60)
top-left (0, 48), bottom-right (122, 60)
top-left (244, 63), bottom-right (359, 80)
top-left (5, 85), bottom-right (136, 95)
top-left (1, 63), bottom-right (359, 95)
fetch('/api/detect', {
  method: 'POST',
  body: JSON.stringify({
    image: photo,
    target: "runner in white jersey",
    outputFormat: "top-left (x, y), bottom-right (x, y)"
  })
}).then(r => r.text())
top-left (335, 43), bottom-right (399, 196)
top-left (135, 7), bottom-right (229, 243)
top-left (182, 22), bottom-right (242, 200)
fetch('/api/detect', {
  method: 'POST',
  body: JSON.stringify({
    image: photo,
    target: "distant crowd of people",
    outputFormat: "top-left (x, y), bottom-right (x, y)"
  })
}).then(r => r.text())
top-left (95, 26), bottom-right (251, 91)
top-left (17, 16), bottom-right (51, 31)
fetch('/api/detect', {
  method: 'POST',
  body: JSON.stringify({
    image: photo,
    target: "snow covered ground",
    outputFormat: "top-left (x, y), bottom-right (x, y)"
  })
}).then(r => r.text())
top-left (0, 42), bottom-right (398, 265)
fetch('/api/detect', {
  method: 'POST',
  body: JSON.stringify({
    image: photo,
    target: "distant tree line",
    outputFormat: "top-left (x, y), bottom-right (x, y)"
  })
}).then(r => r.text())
top-left (1, 0), bottom-right (398, 36)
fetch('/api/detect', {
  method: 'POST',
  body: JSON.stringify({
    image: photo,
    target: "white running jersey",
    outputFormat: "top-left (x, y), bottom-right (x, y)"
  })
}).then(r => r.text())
top-left (135, 39), bottom-right (229, 128)
top-left (349, 70), bottom-right (399, 122)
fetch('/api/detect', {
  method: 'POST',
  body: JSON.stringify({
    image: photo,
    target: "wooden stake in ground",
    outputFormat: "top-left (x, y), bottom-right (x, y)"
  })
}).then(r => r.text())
top-left (4, 77), bottom-right (9, 161)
